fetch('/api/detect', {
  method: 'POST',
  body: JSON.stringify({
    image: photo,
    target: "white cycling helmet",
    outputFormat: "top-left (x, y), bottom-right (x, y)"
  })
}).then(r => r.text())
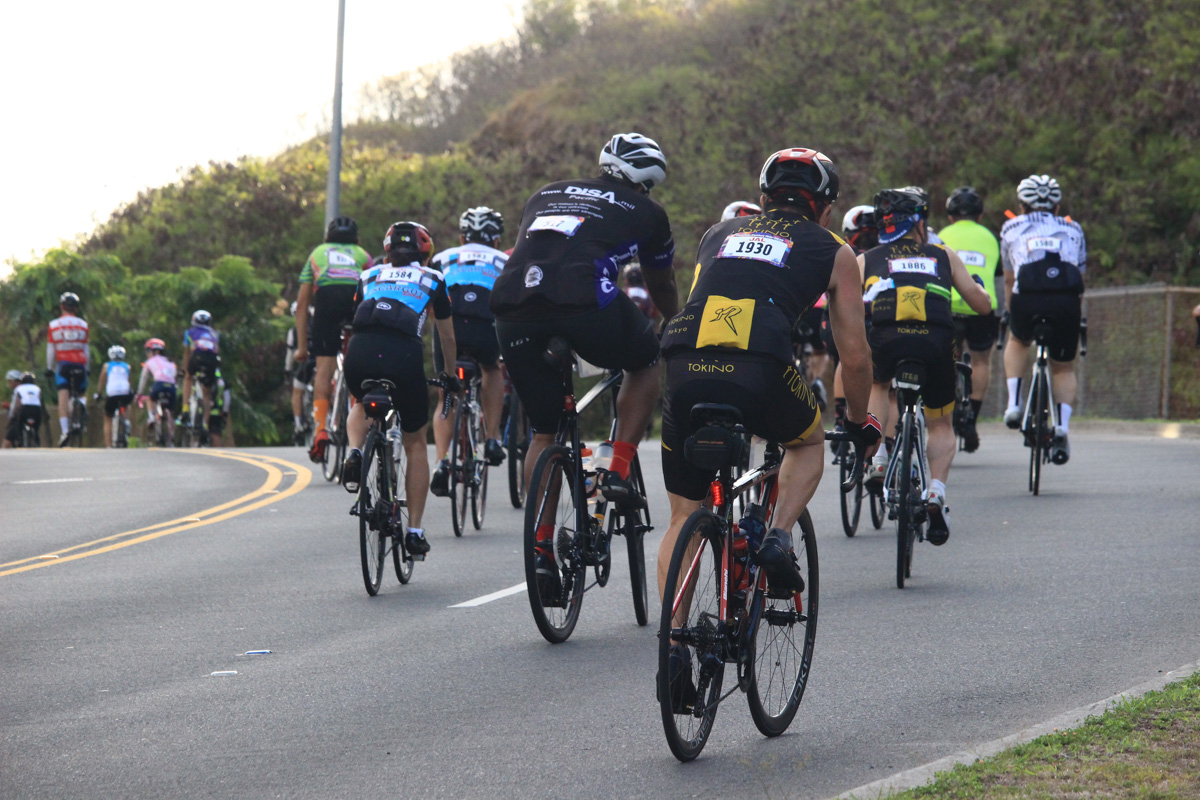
top-left (192, 309), bottom-right (212, 326)
top-left (107, 345), bottom-right (126, 361)
top-left (5, 369), bottom-right (22, 381)
top-left (1016, 174), bottom-right (1062, 211)
top-left (842, 205), bottom-right (876, 235)
top-left (721, 200), bottom-right (762, 221)
top-left (459, 207), bottom-right (504, 243)
top-left (599, 132), bottom-right (667, 192)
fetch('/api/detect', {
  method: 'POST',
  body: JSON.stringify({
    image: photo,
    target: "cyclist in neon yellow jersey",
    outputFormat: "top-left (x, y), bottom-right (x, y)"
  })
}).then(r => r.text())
top-left (295, 216), bottom-right (373, 463)
top-left (939, 186), bottom-right (1000, 452)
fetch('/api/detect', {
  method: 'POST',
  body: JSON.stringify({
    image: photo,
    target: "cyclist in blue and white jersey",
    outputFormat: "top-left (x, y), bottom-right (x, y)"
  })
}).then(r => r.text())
top-left (429, 207), bottom-right (509, 497)
top-left (95, 345), bottom-right (134, 447)
top-left (999, 174), bottom-right (1087, 464)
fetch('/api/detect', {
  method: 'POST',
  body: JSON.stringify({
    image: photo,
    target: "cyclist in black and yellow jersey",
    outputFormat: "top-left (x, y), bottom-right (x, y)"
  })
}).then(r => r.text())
top-left (860, 187), bottom-right (992, 545)
top-left (659, 148), bottom-right (880, 595)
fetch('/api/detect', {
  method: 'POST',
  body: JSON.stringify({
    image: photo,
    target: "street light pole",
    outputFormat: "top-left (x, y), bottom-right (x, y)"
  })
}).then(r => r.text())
top-left (324, 0), bottom-right (346, 228)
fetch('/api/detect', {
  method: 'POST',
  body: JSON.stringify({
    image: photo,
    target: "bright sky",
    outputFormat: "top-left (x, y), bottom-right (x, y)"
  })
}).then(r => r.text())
top-left (0, 0), bottom-right (519, 271)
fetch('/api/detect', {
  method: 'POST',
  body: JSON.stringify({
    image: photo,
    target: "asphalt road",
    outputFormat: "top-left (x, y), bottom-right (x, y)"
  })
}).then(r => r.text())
top-left (2, 426), bottom-right (1198, 799)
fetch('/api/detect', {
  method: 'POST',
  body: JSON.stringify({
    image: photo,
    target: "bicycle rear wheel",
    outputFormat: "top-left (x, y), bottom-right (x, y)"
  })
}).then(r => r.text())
top-left (748, 510), bottom-right (819, 737)
top-left (1029, 370), bottom-right (1046, 496)
top-left (625, 455), bottom-right (650, 627)
top-left (506, 396), bottom-right (529, 508)
top-left (838, 441), bottom-right (863, 537)
top-left (450, 405), bottom-right (469, 537)
top-left (523, 445), bottom-right (585, 643)
top-left (358, 432), bottom-right (388, 596)
top-left (896, 412), bottom-right (917, 589)
top-left (658, 509), bottom-right (725, 762)
top-left (70, 399), bottom-right (86, 447)
top-left (471, 407), bottom-right (487, 530)
top-left (391, 432), bottom-right (413, 584)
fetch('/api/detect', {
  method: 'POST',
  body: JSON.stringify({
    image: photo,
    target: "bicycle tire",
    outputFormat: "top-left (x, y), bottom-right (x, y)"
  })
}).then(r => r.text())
top-left (506, 396), bottom-right (528, 509)
top-left (391, 432), bottom-right (413, 584)
top-left (471, 403), bottom-right (487, 530)
top-left (626, 455), bottom-right (650, 626)
top-left (450, 401), bottom-right (468, 537)
top-left (523, 445), bottom-right (585, 644)
top-left (70, 398), bottom-right (86, 447)
top-left (838, 441), bottom-right (863, 537)
top-left (321, 374), bottom-right (344, 482)
top-left (658, 509), bottom-right (725, 762)
top-left (359, 431), bottom-right (388, 596)
top-left (748, 509), bottom-right (819, 736)
top-left (1030, 369), bottom-right (1046, 496)
top-left (897, 410), bottom-right (917, 589)
top-left (115, 410), bottom-right (128, 448)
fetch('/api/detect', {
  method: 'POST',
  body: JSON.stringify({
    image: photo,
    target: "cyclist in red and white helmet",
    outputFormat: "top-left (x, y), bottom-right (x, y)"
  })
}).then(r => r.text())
top-left (720, 200), bottom-right (762, 221)
top-left (135, 338), bottom-right (178, 444)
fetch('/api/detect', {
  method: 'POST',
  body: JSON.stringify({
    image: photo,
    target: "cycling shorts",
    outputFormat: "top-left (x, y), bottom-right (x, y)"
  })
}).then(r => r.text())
top-left (5, 407), bottom-right (42, 444)
top-left (187, 351), bottom-right (221, 387)
top-left (953, 312), bottom-right (999, 352)
top-left (311, 284), bottom-right (358, 357)
top-left (661, 349), bottom-right (821, 501)
top-left (55, 363), bottom-right (87, 392)
top-left (343, 328), bottom-right (429, 434)
top-left (150, 382), bottom-right (177, 413)
top-left (207, 410), bottom-right (226, 436)
top-left (497, 292), bottom-right (660, 434)
top-left (292, 357), bottom-right (316, 390)
top-left (433, 316), bottom-right (501, 375)
top-left (104, 394), bottom-right (133, 418)
top-left (868, 324), bottom-right (957, 418)
top-left (1009, 292), bottom-right (1082, 362)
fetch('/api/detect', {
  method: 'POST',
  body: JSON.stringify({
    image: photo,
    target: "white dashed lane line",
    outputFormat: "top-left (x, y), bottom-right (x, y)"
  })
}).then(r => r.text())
top-left (449, 582), bottom-right (527, 608)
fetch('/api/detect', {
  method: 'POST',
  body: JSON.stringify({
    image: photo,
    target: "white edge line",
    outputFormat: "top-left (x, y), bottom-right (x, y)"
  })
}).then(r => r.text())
top-left (449, 582), bottom-right (527, 608)
top-left (833, 659), bottom-right (1200, 800)
top-left (12, 477), bottom-right (95, 485)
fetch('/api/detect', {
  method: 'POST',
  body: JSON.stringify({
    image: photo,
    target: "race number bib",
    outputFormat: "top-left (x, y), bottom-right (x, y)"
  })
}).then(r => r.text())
top-left (328, 250), bottom-right (358, 266)
top-left (1026, 237), bottom-right (1062, 253)
top-left (717, 232), bottom-right (791, 267)
top-left (528, 215), bottom-right (585, 236)
top-left (379, 266), bottom-right (422, 284)
top-left (956, 250), bottom-right (987, 268)
top-left (888, 257), bottom-right (939, 276)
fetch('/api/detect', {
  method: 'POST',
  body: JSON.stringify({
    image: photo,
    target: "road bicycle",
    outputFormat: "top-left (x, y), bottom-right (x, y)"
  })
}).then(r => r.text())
top-left (112, 401), bottom-right (130, 448)
top-left (501, 375), bottom-right (531, 509)
top-left (446, 358), bottom-right (489, 537)
top-left (832, 436), bottom-right (864, 537)
top-left (321, 325), bottom-right (354, 482)
top-left (883, 360), bottom-right (932, 589)
top-left (523, 336), bottom-right (652, 644)
top-left (352, 377), bottom-right (452, 596)
top-left (178, 379), bottom-right (208, 448)
top-left (951, 354), bottom-right (974, 452)
top-left (54, 367), bottom-right (88, 447)
top-left (656, 406), bottom-right (861, 761)
top-left (1017, 316), bottom-right (1087, 496)
top-left (14, 410), bottom-right (42, 447)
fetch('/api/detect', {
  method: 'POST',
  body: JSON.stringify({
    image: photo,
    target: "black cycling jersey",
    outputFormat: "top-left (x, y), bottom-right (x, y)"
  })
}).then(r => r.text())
top-left (660, 208), bottom-right (844, 364)
top-left (490, 175), bottom-right (674, 319)
top-left (352, 262), bottom-right (452, 339)
top-left (862, 240), bottom-right (955, 330)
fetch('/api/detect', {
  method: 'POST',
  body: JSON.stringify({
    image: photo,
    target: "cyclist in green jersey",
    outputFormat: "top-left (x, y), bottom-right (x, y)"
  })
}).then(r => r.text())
top-left (295, 216), bottom-right (373, 462)
top-left (939, 186), bottom-right (1001, 451)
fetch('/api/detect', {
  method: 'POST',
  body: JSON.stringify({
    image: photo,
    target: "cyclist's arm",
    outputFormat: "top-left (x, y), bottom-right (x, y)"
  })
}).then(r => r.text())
top-left (643, 264), bottom-right (678, 322)
top-left (46, 340), bottom-right (55, 372)
top-left (284, 329), bottom-right (296, 373)
top-left (1003, 266), bottom-right (1015, 310)
top-left (295, 283), bottom-right (314, 361)
top-left (136, 367), bottom-right (150, 397)
top-left (642, 207), bottom-right (679, 320)
top-left (432, 282), bottom-right (456, 375)
top-left (828, 244), bottom-right (871, 424)
top-left (97, 364), bottom-right (109, 395)
top-left (948, 248), bottom-right (992, 315)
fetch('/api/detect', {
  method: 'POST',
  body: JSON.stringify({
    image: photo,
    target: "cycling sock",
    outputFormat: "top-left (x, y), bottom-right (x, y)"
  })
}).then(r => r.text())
top-left (1058, 403), bottom-right (1072, 432)
top-left (873, 441), bottom-right (888, 463)
top-left (928, 478), bottom-right (947, 500)
top-left (536, 524), bottom-right (555, 545)
top-left (59, 417), bottom-right (68, 435)
top-left (293, 415), bottom-right (303, 429)
top-left (969, 399), bottom-right (982, 418)
top-left (1006, 377), bottom-right (1021, 410)
top-left (407, 527), bottom-right (424, 536)
top-left (609, 440), bottom-right (638, 480)
top-left (313, 399), bottom-right (329, 432)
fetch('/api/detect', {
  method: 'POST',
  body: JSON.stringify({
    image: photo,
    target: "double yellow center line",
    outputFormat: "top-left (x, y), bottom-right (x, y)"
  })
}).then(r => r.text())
top-left (0, 450), bottom-right (311, 578)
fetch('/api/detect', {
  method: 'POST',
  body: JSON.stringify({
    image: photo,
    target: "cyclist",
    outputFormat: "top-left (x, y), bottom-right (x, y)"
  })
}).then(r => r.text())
top-left (659, 147), bottom-right (880, 599)
top-left (95, 345), bottom-right (134, 447)
top-left (135, 338), bottom-right (178, 445)
top-left (4, 371), bottom-right (43, 448)
top-left (339, 221), bottom-right (461, 559)
top-left (285, 301), bottom-right (316, 445)
top-left (46, 291), bottom-right (89, 447)
top-left (939, 186), bottom-right (1001, 452)
top-left (429, 206), bottom-right (509, 496)
top-left (180, 310), bottom-right (220, 437)
top-left (294, 216), bottom-right (373, 463)
top-left (492, 132), bottom-right (680, 508)
top-left (1000, 174), bottom-right (1087, 464)
top-left (720, 200), bottom-right (762, 221)
top-left (860, 187), bottom-right (992, 545)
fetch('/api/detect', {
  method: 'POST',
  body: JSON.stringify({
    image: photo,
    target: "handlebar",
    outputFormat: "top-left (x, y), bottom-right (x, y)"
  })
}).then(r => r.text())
top-left (826, 429), bottom-right (866, 494)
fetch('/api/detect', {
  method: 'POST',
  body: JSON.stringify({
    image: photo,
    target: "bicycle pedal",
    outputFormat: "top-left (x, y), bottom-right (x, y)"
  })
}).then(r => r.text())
top-left (410, 553), bottom-right (426, 562)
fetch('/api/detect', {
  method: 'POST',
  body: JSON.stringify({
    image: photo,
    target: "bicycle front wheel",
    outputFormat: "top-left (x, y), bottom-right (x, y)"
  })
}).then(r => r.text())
top-left (506, 397), bottom-right (529, 509)
top-left (838, 442), bottom-right (862, 537)
top-left (471, 408), bottom-right (487, 530)
top-left (658, 509), bottom-right (725, 762)
top-left (1029, 371), bottom-right (1046, 496)
top-left (523, 445), bottom-right (584, 643)
top-left (896, 412), bottom-right (917, 589)
top-left (626, 455), bottom-right (650, 626)
top-left (450, 405), bottom-right (468, 537)
top-left (358, 433), bottom-right (388, 596)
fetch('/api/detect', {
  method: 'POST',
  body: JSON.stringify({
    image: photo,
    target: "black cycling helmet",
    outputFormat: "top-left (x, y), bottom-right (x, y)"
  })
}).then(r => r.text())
top-left (325, 216), bottom-right (359, 245)
top-left (459, 207), bottom-right (504, 245)
top-left (383, 221), bottom-right (434, 264)
top-left (59, 291), bottom-right (80, 310)
top-left (874, 187), bottom-right (930, 244)
top-left (759, 148), bottom-right (840, 209)
top-left (20, 371), bottom-right (36, 384)
top-left (946, 186), bottom-right (984, 218)
top-left (622, 263), bottom-right (645, 287)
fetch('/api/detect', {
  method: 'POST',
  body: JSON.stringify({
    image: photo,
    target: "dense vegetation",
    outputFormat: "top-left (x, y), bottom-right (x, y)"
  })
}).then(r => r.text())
top-left (4, 0), bottom-right (1197, 442)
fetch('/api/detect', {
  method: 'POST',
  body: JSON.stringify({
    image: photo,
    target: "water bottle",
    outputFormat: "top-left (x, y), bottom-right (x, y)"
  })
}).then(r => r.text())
top-left (595, 441), bottom-right (613, 472)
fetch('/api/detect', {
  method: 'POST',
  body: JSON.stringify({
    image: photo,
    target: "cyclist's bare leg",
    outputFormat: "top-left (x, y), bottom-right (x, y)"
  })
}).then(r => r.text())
top-left (402, 427), bottom-right (431, 528)
top-left (201, 384), bottom-right (213, 423)
top-left (867, 381), bottom-right (892, 434)
top-left (523, 432), bottom-right (555, 490)
top-left (57, 387), bottom-right (70, 436)
top-left (481, 363), bottom-right (504, 441)
top-left (1003, 337), bottom-right (1032, 387)
top-left (181, 373), bottom-right (194, 415)
top-left (291, 386), bottom-right (303, 420)
top-left (614, 364), bottom-right (658, 446)
top-left (102, 414), bottom-right (113, 447)
top-left (925, 413), bottom-right (955, 484)
top-left (1049, 359), bottom-right (1077, 406)
top-left (658, 491), bottom-right (703, 599)
top-left (312, 356), bottom-right (336, 432)
top-left (432, 388), bottom-right (452, 461)
top-left (968, 347), bottom-right (992, 402)
top-left (346, 402), bottom-right (367, 452)
top-left (770, 434), bottom-right (825, 532)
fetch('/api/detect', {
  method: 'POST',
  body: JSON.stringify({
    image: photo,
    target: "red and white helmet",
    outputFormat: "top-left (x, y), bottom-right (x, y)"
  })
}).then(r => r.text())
top-left (144, 338), bottom-right (166, 353)
top-left (721, 200), bottom-right (763, 221)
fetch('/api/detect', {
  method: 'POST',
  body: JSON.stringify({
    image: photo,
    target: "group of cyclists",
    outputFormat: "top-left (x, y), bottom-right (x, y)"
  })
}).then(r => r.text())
top-left (3, 291), bottom-right (231, 448)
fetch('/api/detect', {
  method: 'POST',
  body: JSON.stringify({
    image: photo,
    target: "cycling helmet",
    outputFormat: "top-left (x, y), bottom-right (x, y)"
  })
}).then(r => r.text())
top-left (721, 200), bottom-right (763, 221)
top-left (759, 148), bottom-right (840, 208)
top-left (20, 372), bottom-right (36, 384)
top-left (599, 132), bottom-right (667, 192)
top-left (191, 310), bottom-right (212, 326)
top-left (1016, 174), bottom-right (1062, 211)
top-left (144, 338), bottom-right (166, 353)
top-left (459, 207), bottom-right (504, 244)
top-left (325, 215), bottom-right (359, 244)
top-left (108, 345), bottom-right (126, 361)
top-left (946, 186), bottom-right (984, 218)
top-left (874, 187), bottom-right (930, 244)
top-left (59, 291), bottom-right (80, 310)
top-left (622, 263), bottom-right (645, 287)
top-left (5, 369), bottom-right (21, 381)
top-left (383, 221), bottom-right (434, 264)
top-left (289, 301), bottom-right (298, 316)
top-left (842, 205), bottom-right (876, 236)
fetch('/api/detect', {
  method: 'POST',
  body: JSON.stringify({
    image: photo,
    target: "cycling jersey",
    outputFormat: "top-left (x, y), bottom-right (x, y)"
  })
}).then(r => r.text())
top-left (491, 175), bottom-right (674, 319)
top-left (137, 356), bottom-right (178, 395)
top-left (103, 361), bottom-right (132, 396)
top-left (12, 383), bottom-right (42, 408)
top-left (430, 242), bottom-right (508, 321)
top-left (47, 314), bottom-right (89, 366)
top-left (299, 242), bottom-right (372, 288)
top-left (184, 325), bottom-right (220, 354)
top-left (861, 241), bottom-right (955, 330)
top-left (1000, 212), bottom-right (1087, 294)
top-left (660, 208), bottom-right (843, 364)
top-left (939, 220), bottom-right (1000, 315)
top-left (353, 261), bottom-right (452, 338)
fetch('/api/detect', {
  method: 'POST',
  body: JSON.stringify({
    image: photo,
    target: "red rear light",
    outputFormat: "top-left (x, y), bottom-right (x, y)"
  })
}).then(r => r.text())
top-left (457, 367), bottom-right (465, 381)
top-left (710, 480), bottom-right (725, 509)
